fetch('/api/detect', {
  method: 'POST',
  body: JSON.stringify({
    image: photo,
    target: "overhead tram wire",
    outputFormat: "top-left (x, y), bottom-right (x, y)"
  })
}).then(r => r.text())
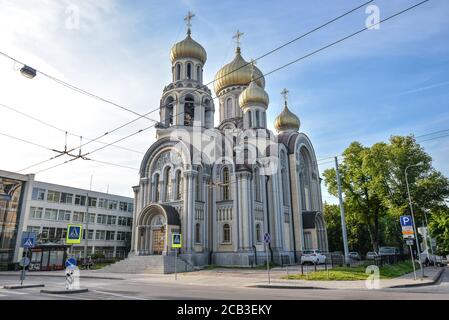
top-left (0, 0), bottom-right (374, 143)
top-left (0, 102), bottom-right (144, 155)
top-left (0, 131), bottom-right (139, 173)
top-left (28, 0), bottom-right (431, 175)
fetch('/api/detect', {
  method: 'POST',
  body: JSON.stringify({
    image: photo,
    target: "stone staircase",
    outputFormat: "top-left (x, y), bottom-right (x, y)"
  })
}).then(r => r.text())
top-left (99, 254), bottom-right (196, 274)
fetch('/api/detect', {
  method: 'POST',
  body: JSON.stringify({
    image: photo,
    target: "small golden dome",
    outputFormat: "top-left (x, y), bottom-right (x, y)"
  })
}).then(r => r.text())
top-left (170, 30), bottom-right (207, 65)
top-left (239, 80), bottom-right (269, 108)
top-left (214, 47), bottom-right (265, 94)
top-left (274, 102), bottom-right (300, 133)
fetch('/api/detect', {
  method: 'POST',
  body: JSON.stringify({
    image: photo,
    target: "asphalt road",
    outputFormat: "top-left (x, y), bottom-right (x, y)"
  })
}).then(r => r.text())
top-left (0, 268), bottom-right (447, 300)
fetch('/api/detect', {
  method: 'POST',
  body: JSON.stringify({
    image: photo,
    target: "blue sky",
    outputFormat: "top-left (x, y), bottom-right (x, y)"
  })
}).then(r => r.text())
top-left (0, 0), bottom-right (448, 201)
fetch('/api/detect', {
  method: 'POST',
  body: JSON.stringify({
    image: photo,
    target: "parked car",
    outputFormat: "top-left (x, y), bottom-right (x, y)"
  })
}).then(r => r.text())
top-left (366, 252), bottom-right (378, 260)
top-left (379, 247), bottom-right (399, 256)
top-left (349, 252), bottom-right (361, 260)
top-left (301, 250), bottom-right (327, 265)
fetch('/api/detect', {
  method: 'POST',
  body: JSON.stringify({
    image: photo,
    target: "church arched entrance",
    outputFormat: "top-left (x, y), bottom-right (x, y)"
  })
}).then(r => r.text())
top-left (136, 204), bottom-right (181, 256)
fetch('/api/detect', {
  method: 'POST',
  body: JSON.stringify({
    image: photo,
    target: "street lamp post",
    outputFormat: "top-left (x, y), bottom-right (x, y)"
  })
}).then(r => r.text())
top-left (405, 163), bottom-right (425, 278)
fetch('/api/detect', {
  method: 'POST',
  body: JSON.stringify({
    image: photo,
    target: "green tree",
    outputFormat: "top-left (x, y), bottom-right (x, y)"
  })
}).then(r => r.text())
top-left (428, 207), bottom-right (449, 255)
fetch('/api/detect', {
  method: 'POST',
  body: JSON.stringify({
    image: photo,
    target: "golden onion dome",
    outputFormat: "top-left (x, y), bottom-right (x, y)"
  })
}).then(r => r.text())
top-left (239, 79), bottom-right (269, 108)
top-left (274, 102), bottom-right (300, 133)
top-left (214, 47), bottom-right (265, 94)
top-left (170, 30), bottom-right (207, 65)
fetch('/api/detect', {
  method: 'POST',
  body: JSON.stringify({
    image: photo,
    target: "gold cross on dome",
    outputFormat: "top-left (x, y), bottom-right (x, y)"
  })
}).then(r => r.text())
top-left (184, 11), bottom-right (195, 31)
top-left (281, 88), bottom-right (289, 104)
top-left (233, 29), bottom-right (244, 48)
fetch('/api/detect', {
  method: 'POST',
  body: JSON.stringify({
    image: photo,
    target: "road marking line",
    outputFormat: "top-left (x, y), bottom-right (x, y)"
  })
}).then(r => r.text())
top-left (93, 290), bottom-right (146, 300)
top-left (0, 290), bottom-right (28, 295)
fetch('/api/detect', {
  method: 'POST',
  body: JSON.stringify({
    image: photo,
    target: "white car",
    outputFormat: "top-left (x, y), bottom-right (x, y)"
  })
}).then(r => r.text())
top-left (301, 250), bottom-right (327, 265)
top-left (366, 252), bottom-right (378, 260)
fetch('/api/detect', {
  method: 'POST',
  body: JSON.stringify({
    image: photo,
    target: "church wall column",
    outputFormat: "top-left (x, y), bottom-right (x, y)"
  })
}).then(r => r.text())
top-left (289, 153), bottom-right (305, 253)
top-left (183, 169), bottom-right (197, 252)
top-left (230, 172), bottom-right (239, 251)
top-left (238, 171), bottom-right (251, 250)
top-left (131, 186), bottom-right (139, 253)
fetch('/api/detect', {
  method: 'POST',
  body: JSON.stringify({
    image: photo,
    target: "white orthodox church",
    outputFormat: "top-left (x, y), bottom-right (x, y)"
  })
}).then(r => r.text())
top-left (127, 14), bottom-right (328, 269)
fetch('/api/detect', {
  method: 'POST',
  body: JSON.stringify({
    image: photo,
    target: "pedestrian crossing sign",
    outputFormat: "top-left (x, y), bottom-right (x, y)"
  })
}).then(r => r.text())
top-left (66, 224), bottom-right (82, 244)
top-left (172, 233), bottom-right (182, 248)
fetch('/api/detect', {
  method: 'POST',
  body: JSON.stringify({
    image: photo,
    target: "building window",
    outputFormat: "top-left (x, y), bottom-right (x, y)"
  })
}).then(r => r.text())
top-left (154, 174), bottom-right (160, 202)
top-left (226, 98), bottom-right (232, 118)
top-left (116, 231), bottom-right (125, 241)
top-left (254, 168), bottom-right (261, 202)
top-left (47, 190), bottom-right (60, 203)
top-left (175, 170), bottom-right (182, 200)
top-left (222, 167), bottom-right (230, 200)
top-left (186, 62), bottom-right (192, 79)
top-left (175, 63), bottom-right (181, 81)
top-left (44, 208), bottom-right (58, 220)
top-left (106, 231), bottom-right (116, 241)
top-left (96, 214), bottom-right (107, 224)
top-left (165, 167), bottom-right (172, 201)
top-left (60, 193), bottom-right (73, 204)
top-left (195, 169), bottom-right (201, 201)
top-left (108, 200), bottom-right (118, 210)
top-left (98, 198), bottom-right (108, 209)
top-left (247, 111), bottom-right (252, 128)
top-left (95, 230), bottom-right (106, 240)
top-left (58, 210), bottom-right (71, 221)
top-left (27, 226), bottom-right (40, 234)
top-left (256, 224), bottom-right (262, 243)
top-left (195, 223), bottom-right (201, 244)
top-left (223, 224), bottom-right (231, 243)
top-left (282, 169), bottom-right (289, 206)
top-left (107, 215), bottom-right (117, 225)
top-left (88, 213), bottom-right (96, 224)
top-left (88, 197), bottom-right (97, 207)
top-left (73, 212), bottom-right (84, 222)
top-left (87, 230), bottom-right (94, 240)
top-left (74, 194), bottom-right (86, 206)
top-left (30, 207), bottom-right (43, 219)
top-left (32, 188), bottom-right (45, 201)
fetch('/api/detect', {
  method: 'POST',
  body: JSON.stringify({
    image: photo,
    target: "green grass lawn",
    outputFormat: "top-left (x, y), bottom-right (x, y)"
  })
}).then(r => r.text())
top-left (283, 261), bottom-right (418, 281)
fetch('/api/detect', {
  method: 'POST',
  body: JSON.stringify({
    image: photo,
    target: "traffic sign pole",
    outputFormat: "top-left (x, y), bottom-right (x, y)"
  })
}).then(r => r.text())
top-left (409, 244), bottom-right (417, 280)
top-left (174, 248), bottom-right (177, 281)
top-left (266, 243), bottom-right (270, 284)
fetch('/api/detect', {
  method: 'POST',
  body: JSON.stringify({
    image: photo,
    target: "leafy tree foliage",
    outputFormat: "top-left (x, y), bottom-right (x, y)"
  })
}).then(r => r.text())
top-left (323, 135), bottom-right (449, 254)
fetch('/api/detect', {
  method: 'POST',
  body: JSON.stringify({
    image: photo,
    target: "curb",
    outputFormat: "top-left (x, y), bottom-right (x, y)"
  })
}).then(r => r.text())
top-left (0, 273), bottom-right (124, 281)
top-left (40, 288), bottom-right (89, 294)
top-left (249, 284), bottom-right (326, 290)
top-left (388, 268), bottom-right (445, 289)
top-left (3, 284), bottom-right (45, 289)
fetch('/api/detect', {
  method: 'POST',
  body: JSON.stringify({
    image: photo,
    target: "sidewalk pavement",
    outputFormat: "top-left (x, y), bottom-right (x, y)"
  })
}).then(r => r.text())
top-left (0, 266), bottom-right (445, 291)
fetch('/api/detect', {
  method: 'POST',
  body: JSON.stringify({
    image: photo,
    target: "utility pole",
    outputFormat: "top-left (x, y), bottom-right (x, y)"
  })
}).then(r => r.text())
top-left (405, 163), bottom-right (425, 278)
top-left (335, 157), bottom-right (350, 266)
top-left (84, 175), bottom-right (92, 261)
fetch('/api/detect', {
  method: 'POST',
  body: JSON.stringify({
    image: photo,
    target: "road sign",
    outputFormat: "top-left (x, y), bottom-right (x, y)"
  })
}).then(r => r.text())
top-left (400, 215), bottom-right (413, 227)
top-left (406, 239), bottom-right (414, 246)
top-left (66, 225), bottom-right (82, 244)
top-left (65, 257), bottom-right (77, 270)
top-left (264, 233), bottom-right (271, 244)
top-left (172, 233), bottom-right (182, 248)
top-left (21, 233), bottom-right (36, 248)
top-left (19, 257), bottom-right (30, 267)
top-left (400, 215), bottom-right (415, 239)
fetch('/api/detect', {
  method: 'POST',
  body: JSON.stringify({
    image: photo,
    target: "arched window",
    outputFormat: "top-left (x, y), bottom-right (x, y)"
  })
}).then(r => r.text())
top-left (154, 174), bottom-right (160, 202)
top-left (186, 62), bottom-right (192, 79)
top-left (195, 223), bottom-right (201, 244)
top-left (196, 65), bottom-right (201, 82)
top-left (222, 167), bottom-right (230, 200)
top-left (165, 167), bottom-right (172, 201)
top-left (254, 168), bottom-right (261, 202)
top-left (282, 168), bottom-right (289, 206)
top-left (247, 110), bottom-right (252, 128)
top-left (175, 64), bottom-right (181, 81)
top-left (256, 110), bottom-right (260, 127)
top-left (226, 98), bottom-right (232, 118)
top-left (184, 96), bottom-right (195, 126)
top-left (300, 150), bottom-right (312, 211)
top-left (256, 224), bottom-right (262, 243)
top-left (165, 97), bottom-right (174, 126)
top-left (223, 224), bottom-right (231, 243)
top-left (195, 168), bottom-right (202, 201)
top-left (175, 170), bottom-right (182, 200)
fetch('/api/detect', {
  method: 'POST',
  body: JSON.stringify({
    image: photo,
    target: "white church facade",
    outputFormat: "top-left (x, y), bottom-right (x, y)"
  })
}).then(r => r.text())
top-left (129, 15), bottom-right (328, 267)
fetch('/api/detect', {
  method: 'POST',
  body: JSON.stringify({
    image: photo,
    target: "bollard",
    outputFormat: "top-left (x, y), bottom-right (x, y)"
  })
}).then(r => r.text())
top-left (314, 261), bottom-right (317, 272)
top-left (301, 263), bottom-right (304, 275)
